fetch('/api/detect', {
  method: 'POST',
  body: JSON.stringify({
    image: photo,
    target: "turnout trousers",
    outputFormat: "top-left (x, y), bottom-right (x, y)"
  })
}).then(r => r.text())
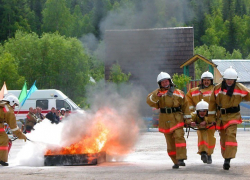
top-left (0, 127), bottom-right (9, 163)
top-left (219, 124), bottom-right (237, 159)
top-left (164, 128), bottom-right (187, 164)
top-left (197, 128), bottom-right (216, 155)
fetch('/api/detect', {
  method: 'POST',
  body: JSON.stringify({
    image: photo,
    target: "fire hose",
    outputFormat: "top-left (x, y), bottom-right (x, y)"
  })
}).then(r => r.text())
top-left (10, 136), bottom-right (32, 142)
top-left (186, 122), bottom-right (216, 138)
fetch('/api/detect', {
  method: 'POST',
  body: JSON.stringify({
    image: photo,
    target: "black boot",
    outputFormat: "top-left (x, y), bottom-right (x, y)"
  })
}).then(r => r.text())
top-left (177, 159), bottom-right (186, 166)
top-left (172, 164), bottom-right (179, 169)
top-left (201, 151), bottom-right (208, 163)
top-left (0, 161), bottom-right (9, 166)
top-left (223, 158), bottom-right (231, 170)
top-left (207, 155), bottom-right (212, 164)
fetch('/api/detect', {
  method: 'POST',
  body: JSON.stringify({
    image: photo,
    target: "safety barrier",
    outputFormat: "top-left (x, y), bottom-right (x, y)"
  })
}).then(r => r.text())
top-left (242, 116), bottom-right (250, 131)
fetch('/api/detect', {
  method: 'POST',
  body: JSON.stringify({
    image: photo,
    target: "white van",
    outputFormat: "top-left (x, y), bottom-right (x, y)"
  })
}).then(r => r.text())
top-left (6, 89), bottom-right (82, 120)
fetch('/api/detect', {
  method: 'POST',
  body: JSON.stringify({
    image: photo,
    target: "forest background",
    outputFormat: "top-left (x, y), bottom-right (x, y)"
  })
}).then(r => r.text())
top-left (1, 0), bottom-right (250, 107)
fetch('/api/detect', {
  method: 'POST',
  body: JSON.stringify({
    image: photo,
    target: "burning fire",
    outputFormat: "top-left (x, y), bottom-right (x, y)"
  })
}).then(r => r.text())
top-left (45, 106), bottom-right (139, 157)
top-left (45, 122), bottom-right (109, 155)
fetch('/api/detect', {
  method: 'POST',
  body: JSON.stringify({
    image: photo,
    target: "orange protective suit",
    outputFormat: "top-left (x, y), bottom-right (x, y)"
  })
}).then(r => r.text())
top-left (0, 101), bottom-right (26, 164)
top-left (210, 82), bottom-right (250, 158)
top-left (186, 85), bottom-right (216, 156)
top-left (147, 88), bottom-right (191, 164)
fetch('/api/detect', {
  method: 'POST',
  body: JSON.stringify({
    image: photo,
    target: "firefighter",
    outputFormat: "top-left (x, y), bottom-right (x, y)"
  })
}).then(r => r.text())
top-left (24, 107), bottom-right (38, 133)
top-left (146, 72), bottom-right (191, 169)
top-left (0, 95), bottom-right (27, 166)
top-left (186, 71), bottom-right (216, 164)
top-left (209, 66), bottom-right (250, 170)
top-left (190, 99), bottom-right (216, 164)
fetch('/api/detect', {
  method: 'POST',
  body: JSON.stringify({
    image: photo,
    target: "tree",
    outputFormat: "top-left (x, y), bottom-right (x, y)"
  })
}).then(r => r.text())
top-left (0, 52), bottom-right (25, 89)
top-left (28, 0), bottom-right (46, 35)
top-left (42, 0), bottom-right (73, 37)
top-left (194, 45), bottom-right (243, 78)
top-left (91, 0), bottom-right (112, 38)
top-left (172, 73), bottom-right (191, 91)
top-left (88, 57), bottom-right (104, 83)
top-left (0, 0), bottom-right (31, 42)
top-left (232, 15), bottom-right (250, 57)
top-left (201, 8), bottom-right (229, 47)
top-left (71, 5), bottom-right (94, 38)
top-left (2, 31), bottom-right (90, 105)
top-left (108, 63), bottom-right (131, 84)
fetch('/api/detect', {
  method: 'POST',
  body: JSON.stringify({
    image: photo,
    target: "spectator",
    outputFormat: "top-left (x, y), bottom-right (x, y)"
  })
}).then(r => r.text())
top-left (55, 109), bottom-right (60, 123)
top-left (65, 109), bottom-right (70, 118)
top-left (36, 107), bottom-right (45, 122)
top-left (60, 108), bottom-right (66, 120)
top-left (46, 107), bottom-right (57, 124)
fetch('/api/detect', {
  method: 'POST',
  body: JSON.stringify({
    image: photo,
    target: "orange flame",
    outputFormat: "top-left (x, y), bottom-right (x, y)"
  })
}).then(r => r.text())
top-left (45, 107), bottom-right (139, 157)
top-left (45, 122), bottom-right (109, 155)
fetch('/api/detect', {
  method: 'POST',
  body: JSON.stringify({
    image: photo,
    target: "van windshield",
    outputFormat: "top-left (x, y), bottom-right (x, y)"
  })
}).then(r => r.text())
top-left (65, 98), bottom-right (81, 110)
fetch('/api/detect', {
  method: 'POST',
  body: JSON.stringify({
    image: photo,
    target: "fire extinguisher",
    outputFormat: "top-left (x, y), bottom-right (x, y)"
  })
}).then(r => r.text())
top-left (8, 136), bottom-right (18, 153)
top-left (8, 139), bottom-right (12, 153)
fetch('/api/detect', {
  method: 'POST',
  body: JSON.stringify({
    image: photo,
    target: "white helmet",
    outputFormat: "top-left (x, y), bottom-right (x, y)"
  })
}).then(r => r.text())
top-left (4, 95), bottom-right (19, 106)
top-left (201, 71), bottom-right (213, 79)
top-left (60, 108), bottom-right (66, 111)
top-left (157, 72), bottom-right (171, 83)
top-left (223, 66), bottom-right (238, 80)
top-left (196, 99), bottom-right (208, 111)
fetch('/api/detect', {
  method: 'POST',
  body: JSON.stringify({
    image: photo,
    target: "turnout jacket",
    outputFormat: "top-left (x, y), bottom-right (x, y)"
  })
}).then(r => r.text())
top-left (26, 112), bottom-right (37, 127)
top-left (209, 82), bottom-right (250, 130)
top-left (191, 113), bottom-right (209, 124)
top-left (186, 85), bottom-right (216, 124)
top-left (0, 101), bottom-right (26, 139)
top-left (147, 87), bottom-right (191, 134)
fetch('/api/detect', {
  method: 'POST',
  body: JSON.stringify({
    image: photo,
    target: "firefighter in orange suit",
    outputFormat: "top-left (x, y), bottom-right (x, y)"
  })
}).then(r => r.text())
top-left (0, 95), bottom-right (27, 166)
top-left (146, 72), bottom-right (191, 169)
top-left (209, 66), bottom-right (250, 170)
top-left (190, 99), bottom-right (216, 164)
top-left (186, 71), bottom-right (216, 164)
top-left (24, 107), bottom-right (37, 133)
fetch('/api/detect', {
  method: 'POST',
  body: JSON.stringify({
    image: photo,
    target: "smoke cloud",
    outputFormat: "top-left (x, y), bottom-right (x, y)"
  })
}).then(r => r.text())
top-left (15, 82), bottom-right (145, 166)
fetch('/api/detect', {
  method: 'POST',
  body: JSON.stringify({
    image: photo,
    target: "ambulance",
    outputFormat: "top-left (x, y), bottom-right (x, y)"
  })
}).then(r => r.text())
top-left (6, 89), bottom-right (82, 121)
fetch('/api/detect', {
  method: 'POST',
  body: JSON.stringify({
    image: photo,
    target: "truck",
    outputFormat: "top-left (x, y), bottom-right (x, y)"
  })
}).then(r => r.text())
top-left (6, 89), bottom-right (82, 121)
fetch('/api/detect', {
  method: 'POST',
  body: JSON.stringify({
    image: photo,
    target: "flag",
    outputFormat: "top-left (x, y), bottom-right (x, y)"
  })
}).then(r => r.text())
top-left (18, 81), bottom-right (27, 104)
top-left (0, 82), bottom-right (8, 99)
top-left (21, 80), bottom-right (38, 106)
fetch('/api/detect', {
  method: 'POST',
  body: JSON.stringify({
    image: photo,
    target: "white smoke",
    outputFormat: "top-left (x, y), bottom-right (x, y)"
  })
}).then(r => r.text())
top-left (15, 82), bottom-right (144, 166)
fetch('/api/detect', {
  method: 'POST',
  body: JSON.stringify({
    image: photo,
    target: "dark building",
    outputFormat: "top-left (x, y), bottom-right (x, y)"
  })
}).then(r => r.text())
top-left (104, 27), bottom-right (194, 93)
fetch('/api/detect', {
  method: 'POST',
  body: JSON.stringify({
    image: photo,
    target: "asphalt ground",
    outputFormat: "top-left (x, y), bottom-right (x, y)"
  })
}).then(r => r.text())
top-left (1, 128), bottom-right (250, 180)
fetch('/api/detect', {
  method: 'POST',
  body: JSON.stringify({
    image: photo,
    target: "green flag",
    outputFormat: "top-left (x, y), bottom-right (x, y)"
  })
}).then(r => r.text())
top-left (18, 81), bottom-right (27, 104)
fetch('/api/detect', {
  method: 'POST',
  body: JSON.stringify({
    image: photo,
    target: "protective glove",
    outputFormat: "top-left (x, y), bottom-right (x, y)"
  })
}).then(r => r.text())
top-left (185, 119), bottom-right (192, 125)
top-left (199, 121), bottom-right (206, 128)
top-left (18, 133), bottom-right (27, 142)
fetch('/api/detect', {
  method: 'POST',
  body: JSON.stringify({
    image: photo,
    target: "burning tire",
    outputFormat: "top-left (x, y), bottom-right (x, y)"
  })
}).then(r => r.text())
top-left (44, 152), bottom-right (106, 166)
